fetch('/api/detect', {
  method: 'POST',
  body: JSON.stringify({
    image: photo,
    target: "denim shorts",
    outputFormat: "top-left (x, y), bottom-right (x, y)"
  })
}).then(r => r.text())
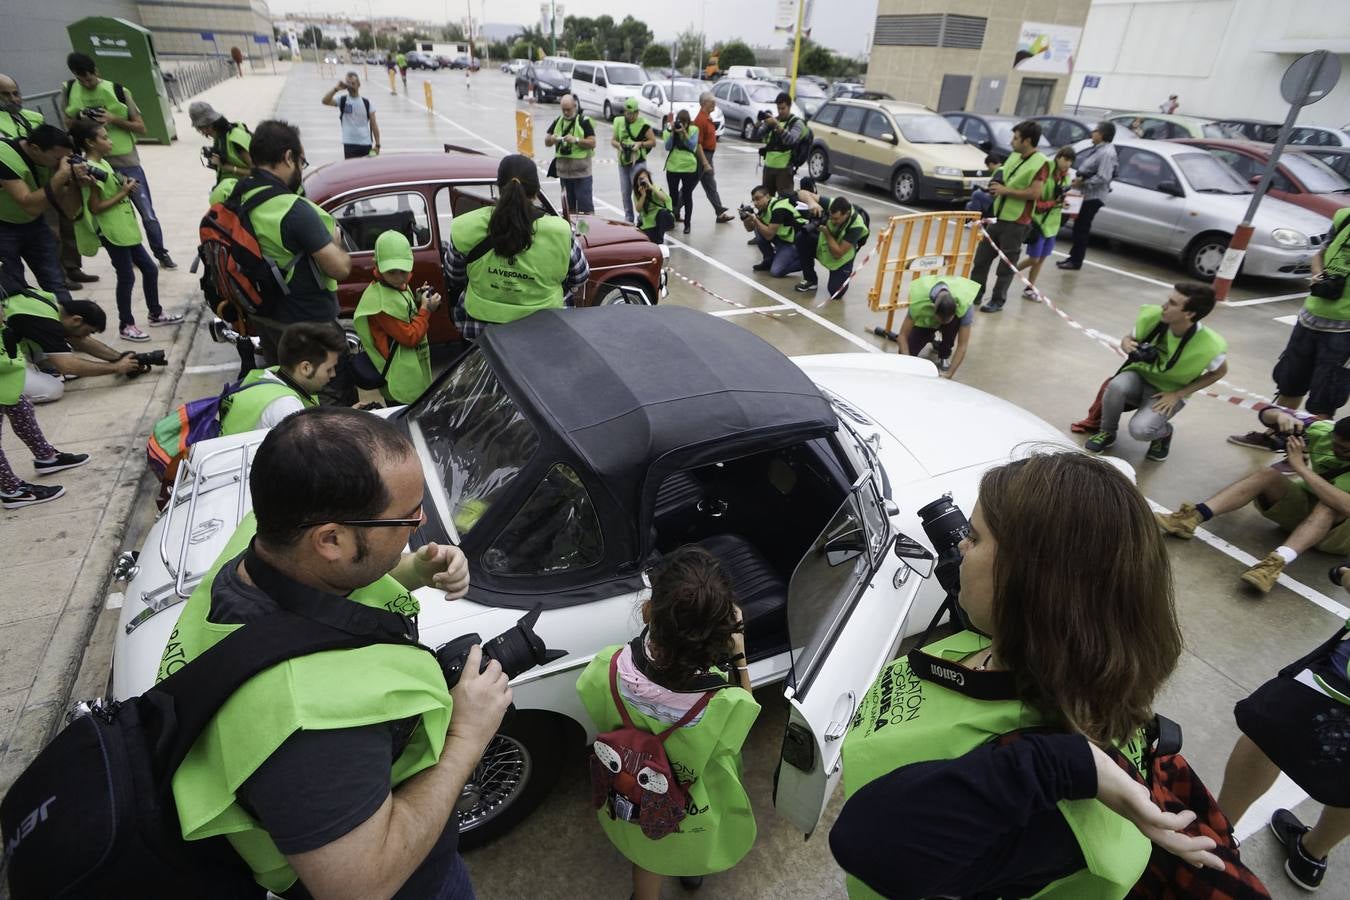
top-left (1024, 233), bottom-right (1056, 259)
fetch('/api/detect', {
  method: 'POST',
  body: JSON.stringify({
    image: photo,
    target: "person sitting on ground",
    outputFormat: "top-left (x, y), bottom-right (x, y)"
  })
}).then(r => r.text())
top-left (189, 101), bottom-right (252, 187)
top-left (0, 273), bottom-right (141, 403)
top-left (1156, 406), bottom-right (1350, 593)
top-left (1017, 146), bottom-right (1075, 301)
top-left (631, 164), bottom-right (674, 245)
top-left (742, 184), bottom-right (803, 278)
top-left (794, 193), bottom-right (869, 299)
top-left (221, 321), bottom-right (347, 435)
top-left (354, 231), bottom-right (438, 407)
top-left (898, 274), bottom-right (977, 378)
top-left (1085, 283), bottom-right (1228, 462)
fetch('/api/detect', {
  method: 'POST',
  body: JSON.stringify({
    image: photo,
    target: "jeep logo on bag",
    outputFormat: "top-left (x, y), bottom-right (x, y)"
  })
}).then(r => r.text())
top-left (4, 796), bottom-right (54, 856)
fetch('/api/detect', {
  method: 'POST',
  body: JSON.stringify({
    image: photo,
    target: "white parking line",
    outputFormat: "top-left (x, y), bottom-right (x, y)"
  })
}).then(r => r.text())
top-left (184, 362), bottom-right (240, 375)
top-left (710, 305), bottom-right (797, 318)
top-left (1232, 774), bottom-right (1309, 842)
top-left (1274, 314), bottom-right (1299, 326)
top-left (1225, 292), bottom-right (1307, 307)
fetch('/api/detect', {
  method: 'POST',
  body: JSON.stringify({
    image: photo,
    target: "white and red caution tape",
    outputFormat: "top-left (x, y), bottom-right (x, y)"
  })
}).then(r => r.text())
top-left (815, 240), bottom-right (882, 309)
top-left (666, 267), bottom-right (798, 320)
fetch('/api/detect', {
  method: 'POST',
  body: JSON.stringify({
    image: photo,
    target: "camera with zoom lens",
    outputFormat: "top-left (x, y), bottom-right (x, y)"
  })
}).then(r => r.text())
top-left (200, 146), bottom-right (218, 168)
top-left (917, 494), bottom-right (970, 595)
top-left (737, 203), bottom-right (755, 220)
top-left (756, 109), bottom-right (772, 122)
top-left (435, 603), bottom-right (566, 690)
top-left (1126, 342), bottom-right (1161, 365)
top-left (123, 349), bottom-right (167, 378)
top-left (67, 155), bottom-right (107, 183)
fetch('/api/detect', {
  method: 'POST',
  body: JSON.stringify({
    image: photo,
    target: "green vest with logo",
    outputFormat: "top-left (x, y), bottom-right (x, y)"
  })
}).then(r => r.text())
top-left (81, 158), bottom-right (142, 248)
top-left (450, 207), bottom-right (572, 324)
top-left (0, 108), bottom-right (44, 140)
top-left (636, 185), bottom-right (674, 231)
top-left (907, 274), bottom-right (978, 328)
top-left (612, 116), bottom-right (651, 166)
top-left (242, 183), bottom-right (339, 292)
top-left (63, 80), bottom-right (135, 157)
top-left (665, 125), bottom-right (700, 174)
top-left (1032, 170), bottom-right (1072, 238)
top-left (552, 115), bottom-right (595, 160)
top-left (841, 630), bottom-right (1151, 900)
top-left (762, 196), bottom-right (805, 243)
top-left (0, 139), bottom-right (39, 224)
top-left (763, 115), bottom-right (801, 170)
top-left (354, 281), bottom-right (432, 405)
top-left (216, 123), bottom-right (252, 185)
top-left (816, 207), bottom-right (869, 271)
top-left (994, 150), bottom-right (1050, 223)
top-left (577, 644), bottom-right (761, 875)
top-left (219, 367), bottom-right (318, 435)
top-left (1, 287), bottom-right (61, 360)
top-left (161, 514), bottom-right (451, 894)
top-left (1123, 304), bottom-right (1227, 394)
top-left (1306, 208), bottom-right (1350, 320)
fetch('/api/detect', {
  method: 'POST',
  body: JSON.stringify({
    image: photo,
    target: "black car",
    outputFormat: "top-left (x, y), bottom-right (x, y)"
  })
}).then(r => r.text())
top-left (1028, 114), bottom-right (1097, 148)
top-left (942, 111), bottom-right (1053, 163)
top-left (515, 64), bottom-right (570, 103)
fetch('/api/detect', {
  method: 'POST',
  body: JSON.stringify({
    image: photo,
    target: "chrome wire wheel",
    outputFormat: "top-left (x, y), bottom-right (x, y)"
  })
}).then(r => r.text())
top-left (454, 733), bottom-right (532, 833)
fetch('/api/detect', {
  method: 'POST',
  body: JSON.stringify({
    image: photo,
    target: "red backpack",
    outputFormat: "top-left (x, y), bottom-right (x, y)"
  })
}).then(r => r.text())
top-left (589, 651), bottom-right (714, 840)
top-left (197, 179), bottom-right (293, 318)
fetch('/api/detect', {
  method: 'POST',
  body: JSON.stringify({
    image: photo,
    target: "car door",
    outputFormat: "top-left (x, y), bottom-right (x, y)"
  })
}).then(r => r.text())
top-left (772, 470), bottom-right (919, 834)
top-left (830, 105), bottom-right (866, 177)
top-left (855, 110), bottom-right (898, 185)
top-left (1100, 147), bottom-right (1186, 246)
top-left (730, 84), bottom-right (753, 133)
top-left (960, 116), bottom-right (993, 156)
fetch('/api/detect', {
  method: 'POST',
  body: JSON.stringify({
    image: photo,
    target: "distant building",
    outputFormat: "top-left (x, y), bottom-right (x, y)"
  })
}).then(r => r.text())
top-left (136, 0), bottom-right (275, 59)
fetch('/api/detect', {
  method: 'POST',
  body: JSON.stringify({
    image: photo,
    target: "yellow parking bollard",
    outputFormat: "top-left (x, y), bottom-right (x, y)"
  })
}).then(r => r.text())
top-left (515, 110), bottom-right (534, 159)
top-left (388, 67), bottom-right (397, 94)
top-left (423, 80), bottom-right (433, 111)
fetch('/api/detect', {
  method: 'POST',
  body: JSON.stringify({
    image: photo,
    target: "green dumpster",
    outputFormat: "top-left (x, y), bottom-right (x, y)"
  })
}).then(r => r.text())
top-left (66, 17), bottom-right (176, 144)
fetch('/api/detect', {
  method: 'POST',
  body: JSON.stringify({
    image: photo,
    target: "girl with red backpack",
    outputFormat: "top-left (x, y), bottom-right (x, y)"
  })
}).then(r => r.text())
top-left (576, 546), bottom-right (760, 900)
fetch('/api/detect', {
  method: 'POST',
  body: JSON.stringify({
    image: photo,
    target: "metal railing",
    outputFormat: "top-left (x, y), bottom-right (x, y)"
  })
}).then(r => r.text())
top-left (159, 57), bottom-right (236, 111)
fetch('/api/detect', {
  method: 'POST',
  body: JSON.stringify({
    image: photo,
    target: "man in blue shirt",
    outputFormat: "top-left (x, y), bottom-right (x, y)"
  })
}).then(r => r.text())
top-left (323, 73), bottom-right (381, 159)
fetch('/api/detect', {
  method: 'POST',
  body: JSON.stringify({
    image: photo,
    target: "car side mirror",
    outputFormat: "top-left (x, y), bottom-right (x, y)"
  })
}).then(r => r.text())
top-left (893, 533), bottom-right (935, 578)
top-left (824, 528), bottom-right (868, 567)
top-left (880, 132), bottom-right (897, 144)
top-left (1158, 179), bottom-right (1183, 197)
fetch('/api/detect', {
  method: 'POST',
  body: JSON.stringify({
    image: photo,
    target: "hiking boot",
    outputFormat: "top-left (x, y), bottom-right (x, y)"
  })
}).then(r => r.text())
top-left (794, 278), bottom-right (818, 293)
top-left (1241, 552), bottom-right (1286, 593)
top-left (119, 324), bottom-right (150, 342)
top-left (1, 481), bottom-right (65, 510)
top-left (1270, 808), bottom-right (1327, 891)
top-left (147, 311), bottom-right (184, 326)
top-left (33, 452), bottom-right (90, 476)
top-left (1154, 503), bottom-right (1202, 539)
top-left (1084, 430), bottom-right (1115, 453)
top-left (1146, 433), bottom-right (1172, 461)
top-left (1228, 430), bottom-right (1283, 451)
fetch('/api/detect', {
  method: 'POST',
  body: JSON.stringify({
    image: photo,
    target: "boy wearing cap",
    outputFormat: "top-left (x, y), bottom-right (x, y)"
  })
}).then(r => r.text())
top-left (189, 101), bottom-right (252, 189)
top-left (354, 230), bottom-right (438, 405)
top-left (611, 98), bottom-right (655, 225)
top-left (898, 274), bottom-right (979, 378)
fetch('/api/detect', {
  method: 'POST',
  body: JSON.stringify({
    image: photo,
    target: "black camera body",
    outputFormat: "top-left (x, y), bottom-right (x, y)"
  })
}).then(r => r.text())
top-left (200, 146), bottom-right (218, 168)
top-left (1310, 272), bottom-right (1346, 301)
top-left (1126, 342), bottom-right (1161, 365)
top-left (67, 155), bottom-right (108, 183)
top-left (737, 204), bottom-right (755, 220)
top-left (79, 106), bottom-right (105, 122)
top-left (123, 349), bottom-right (168, 377)
top-left (915, 493), bottom-right (974, 632)
top-left (434, 603), bottom-right (566, 690)
top-left (756, 109), bottom-right (772, 122)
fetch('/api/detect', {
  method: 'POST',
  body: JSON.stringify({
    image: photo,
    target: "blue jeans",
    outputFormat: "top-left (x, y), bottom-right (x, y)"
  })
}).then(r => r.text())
top-left (617, 164), bottom-right (637, 222)
top-left (111, 164), bottom-right (167, 257)
top-left (0, 218), bottom-right (73, 304)
top-left (561, 176), bottom-right (594, 214)
top-left (432, 851), bottom-right (476, 900)
top-left (754, 233), bottom-right (800, 277)
top-left (102, 240), bottom-right (160, 327)
top-left (796, 232), bottom-right (855, 297)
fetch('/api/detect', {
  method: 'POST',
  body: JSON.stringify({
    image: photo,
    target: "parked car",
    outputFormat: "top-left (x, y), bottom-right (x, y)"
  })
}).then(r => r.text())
top-left (300, 150), bottom-right (667, 344)
top-left (1105, 112), bottom-right (1227, 140)
top-left (1068, 135), bottom-right (1330, 280)
top-left (832, 88), bottom-right (894, 102)
top-left (541, 56), bottom-right (574, 78)
top-left (637, 79), bottom-right (724, 136)
top-left (1028, 114), bottom-right (1097, 148)
top-left (1211, 118), bottom-right (1282, 143)
top-left (941, 111), bottom-right (1052, 163)
top-left (502, 58), bottom-right (530, 75)
top-left (723, 64), bottom-right (774, 81)
top-left (1294, 146), bottom-right (1350, 182)
top-left (810, 99), bottom-right (992, 204)
top-left (450, 55), bottom-right (480, 71)
top-left (111, 304), bottom-right (1130, 848)
top-left (769, 77), bottom-right (828, 119)
top-left (711, 77), bottom-right (804, 141)
top-left (405, 51), bottom-right (440, 70)
top-left (515, 63), bottom-right (570, 102)
top-left (1288, 125), bottom-right (1350, 148)
top-left (827, 81), bottom-right (863, 99)
top-left (1173, 138), bottom-right (1350, 218)
top-left (569, 60), bottom-right (649, 120)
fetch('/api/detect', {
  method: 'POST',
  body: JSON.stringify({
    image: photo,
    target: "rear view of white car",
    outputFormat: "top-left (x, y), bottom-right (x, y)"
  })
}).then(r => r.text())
top-left (637, 79), bottom-right (724, 136)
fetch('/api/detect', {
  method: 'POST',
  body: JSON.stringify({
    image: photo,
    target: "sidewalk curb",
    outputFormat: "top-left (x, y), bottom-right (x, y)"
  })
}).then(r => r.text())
top-left (0, 301), bottom-right (205, 792)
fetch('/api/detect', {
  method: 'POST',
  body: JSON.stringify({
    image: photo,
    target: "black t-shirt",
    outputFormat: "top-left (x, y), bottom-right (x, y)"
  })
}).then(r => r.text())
top-left (248, 171), bottom-right (340, 324)
top-left (4, 313), bottom-right (71, 355)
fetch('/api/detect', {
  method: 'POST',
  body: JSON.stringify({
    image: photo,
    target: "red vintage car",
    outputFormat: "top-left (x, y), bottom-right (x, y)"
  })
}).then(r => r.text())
top-left (302, 147), bottom-right (668, 342)
top-left (1172, 138), bottom-right (1350, 218)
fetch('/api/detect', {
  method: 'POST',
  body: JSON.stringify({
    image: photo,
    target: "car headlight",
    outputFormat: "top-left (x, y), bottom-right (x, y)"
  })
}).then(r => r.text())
top-left (934, 166), bottom-right (962, 177)
top-left (1271, 228), bottom-right (1309, 249)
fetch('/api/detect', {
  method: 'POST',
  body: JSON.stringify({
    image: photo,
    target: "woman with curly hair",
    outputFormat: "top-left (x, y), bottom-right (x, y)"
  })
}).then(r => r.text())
top-left (576, 545), bottom-right (760, 899)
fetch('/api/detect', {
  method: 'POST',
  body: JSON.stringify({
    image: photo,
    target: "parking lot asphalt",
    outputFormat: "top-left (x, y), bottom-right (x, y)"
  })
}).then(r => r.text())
top-left (3, 61), bottom-right (1344, 898)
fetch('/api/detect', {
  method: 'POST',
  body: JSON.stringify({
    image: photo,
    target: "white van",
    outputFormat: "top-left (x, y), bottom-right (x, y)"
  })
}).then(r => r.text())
top-left (723, 65), bottom-right (773, 81)
top-left (569, 60), bottom-right (649, 119)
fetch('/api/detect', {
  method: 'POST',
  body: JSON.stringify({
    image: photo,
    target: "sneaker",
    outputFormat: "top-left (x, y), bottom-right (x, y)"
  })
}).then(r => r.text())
top-left (119, 324), bottom-right (150, 342)
top-left (1241, 552), bottom-right (1286, 593)
top-left (1270, 808), bottom-right (1327, 891)
top-left (1155, 502), bottom-right (1202, 539)
top-left (1021, 286), bottom-right (1040, 300)
top-left (0, 481), bottom-right (65, 510)
top-left (147, 311), bottom-right (184, 326)
top-left (155, 252), bottom-right (177, 270)
top-left (980, 299), bottom-right (1005, 313)
top-left (1146, 433), bottom-right (1172, 461)
top-left (1228, 430), bottom-right (1283, 451)
top-left (794, 279), bottom-right (818, 293)
top-left (716, 212), bottom-right (734, 224)
top-left (1084, 430), bottom-right (1116, 453)
top-left (752, 262), bottom-right (771, 272)
top-left (33, 452), bottom-right (90, 476)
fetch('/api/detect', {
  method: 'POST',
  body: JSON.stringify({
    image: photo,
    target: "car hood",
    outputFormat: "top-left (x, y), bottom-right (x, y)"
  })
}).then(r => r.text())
top-left (1191, 192), bottom-right (1331, 240)
top-left (909, 141), bottom-right (990, 170)
top-left (571, 214), bottom-right (652, 247)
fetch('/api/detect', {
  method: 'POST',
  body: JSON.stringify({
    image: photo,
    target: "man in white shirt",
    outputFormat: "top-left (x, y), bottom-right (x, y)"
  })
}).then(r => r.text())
top-left (322, 73), bottom-right (381, 160)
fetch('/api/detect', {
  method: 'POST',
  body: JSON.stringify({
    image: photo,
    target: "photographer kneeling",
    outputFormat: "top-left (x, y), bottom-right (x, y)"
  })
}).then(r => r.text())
top-left (831, 452), bottom-right (1222, 899)
top-left (1086, 283), bottom-right (1227, 462)
top-left (741, 185), bottom-right (803, 278)
top-left (159, 407), bottom-right (510, 899)
top-left (794, 193), bottom-right (868, 299)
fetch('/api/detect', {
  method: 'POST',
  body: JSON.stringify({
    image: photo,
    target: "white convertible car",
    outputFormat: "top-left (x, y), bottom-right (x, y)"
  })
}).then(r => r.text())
top-left (111, 305), bottom-right (1127, 849)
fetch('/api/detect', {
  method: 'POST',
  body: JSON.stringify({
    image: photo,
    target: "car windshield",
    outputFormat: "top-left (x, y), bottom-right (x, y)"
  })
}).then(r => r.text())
top-left (1176, 152), bottom-right (1252, 193)
top-left (607, 65), bottom-right (644, 85)
top-left (1283, 154), bottom-right (1350, 193)
top-left (747, 83), bottom-right (781, 103)
top-left (406, 352), bottom-right (540, 540)
top-left (536, 67), bottom-right (564, 80)
top-left (896, 114), bottom-right (965, 144)
top-left (669, 82), bottom-right (702, 102)
top-left (794, 81), bottom-right (827, 98)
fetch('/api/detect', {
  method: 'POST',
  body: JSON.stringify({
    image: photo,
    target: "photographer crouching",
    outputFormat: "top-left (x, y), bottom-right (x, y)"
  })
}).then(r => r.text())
top-left (793, 188), bottom-right (869, 300)
top-left (740, 185), bottom-right (803, 278)
top-left (1085, 283), bottom-right (1228, 462)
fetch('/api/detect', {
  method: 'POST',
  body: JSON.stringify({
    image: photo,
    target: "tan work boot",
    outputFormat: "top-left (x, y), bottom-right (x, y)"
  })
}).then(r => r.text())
top-left (1241, 552), bottom-right (1286, 593)
top-left (1155, 503), bottom-right (1203, 539)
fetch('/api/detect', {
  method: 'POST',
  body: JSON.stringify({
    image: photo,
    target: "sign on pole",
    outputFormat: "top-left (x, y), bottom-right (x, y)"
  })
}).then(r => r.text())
top-left (1083, 74), bottom-right (1100, 88)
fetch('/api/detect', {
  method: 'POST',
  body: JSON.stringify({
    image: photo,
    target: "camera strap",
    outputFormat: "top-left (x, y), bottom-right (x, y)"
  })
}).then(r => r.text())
top-left (907, 645), bottom-right (1018, 701)
top-left (1117, 321), bottom-right (1197, 376)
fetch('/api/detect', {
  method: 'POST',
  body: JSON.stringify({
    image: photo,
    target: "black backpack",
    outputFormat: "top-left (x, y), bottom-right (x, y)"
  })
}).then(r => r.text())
top-left (0, 614), bottom-right (397, 899)
top-left (337, 95), bottom-right (372, 119)
top-left (788, 119), bottom-right (814, 171)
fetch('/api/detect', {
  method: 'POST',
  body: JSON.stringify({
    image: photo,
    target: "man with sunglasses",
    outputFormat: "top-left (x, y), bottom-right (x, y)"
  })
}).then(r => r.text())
top-left (161, 407), bottom-right (509, 899)
top-left (234, 119), bottom-right (355, 404)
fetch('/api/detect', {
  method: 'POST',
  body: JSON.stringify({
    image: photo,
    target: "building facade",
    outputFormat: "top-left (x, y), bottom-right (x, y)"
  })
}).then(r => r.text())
top-left (866, 0), bottom-right (1093, 115)
top-left (135, 0), bottom-right (274, 60)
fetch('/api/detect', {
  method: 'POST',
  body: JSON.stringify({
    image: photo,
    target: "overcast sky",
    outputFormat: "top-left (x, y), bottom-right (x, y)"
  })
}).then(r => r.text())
top-left (271, 0), bottom-right (879, 57)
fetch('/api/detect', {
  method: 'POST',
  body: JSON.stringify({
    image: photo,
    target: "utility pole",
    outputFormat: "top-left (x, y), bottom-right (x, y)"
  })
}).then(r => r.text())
top-left (788, 0), bottom-right (805, 100)
top-left (550, 0), bottom-right (557, 57)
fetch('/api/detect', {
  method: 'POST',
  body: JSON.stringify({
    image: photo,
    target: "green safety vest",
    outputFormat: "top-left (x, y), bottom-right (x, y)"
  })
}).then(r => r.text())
top-left (841, 630), bottom-right (1151, 900)
top-left (80, 157), bottom-right (141, 248)
top-left (209, 176), bottom-right (238, 207)
top-left (612, 116), bottom-right (652, 166)
top-left (0, 139), bottom-right (39, 224)
top-left (576, 645), bottom-right (761, 875)
top-left (0, 287), bottom-right (61, 360)
top-left (396, 54), bottom-right (407, 67)
top-left (1305, 208), bottom-right (1350, 320)
top-left (1123, 304), bottom-right (1227, 394)
top-left (993, 150), bottom-right (1050, 223)
top-left (161, 514), bottom-right (451, 894)
top-left (63, 79), bottom-right (134, 157)
top-left (763, 115), bottom-right (801, 170)
top-left (761, 196), bottom-right (805, 243)
top-left (354, 281), bottom-right (432, 405)
top-left (218, 367), bottom-right (318, 435)
top-left (1032, 171), bottom-right (1073, 238)
top-left (907, 274), bottom-right (979, 328)
top-left (0, 336), bottom-right (24, 405)
top-left (1294, 419), bottom-right (1350, 494)
top-left (449, 207), bottom-right (572, 324)
top-left (664, 125), bottom-right (700, 174)
top-left (636, 185), bottom-right (673, 231)
top-left (816, 207), bottom-right (868, 271)
top-left (241, 182), bottom-right (339, 292)
top-left (552, 115), bottom-right (595, 160)
top-left (0, 108), bottom-right (44, 140)
top-left (215, 123), bottom-right (252, 185)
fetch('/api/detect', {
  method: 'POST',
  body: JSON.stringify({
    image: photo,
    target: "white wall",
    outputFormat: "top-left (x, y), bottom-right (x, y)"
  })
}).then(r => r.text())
top-left (1069, 0), bottom-right (1350, 127)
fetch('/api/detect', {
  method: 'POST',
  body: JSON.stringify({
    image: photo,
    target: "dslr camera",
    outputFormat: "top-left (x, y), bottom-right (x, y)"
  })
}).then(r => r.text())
top-left (737, 203), bottom-right (756, 221)
top-left (123, 349), bottom-right (168, 378)
top-left (435, 604), bottom-right (566, 690)
top-left (66, 155), bottom-right (107, 183)
top-left (200, 147), bottom-right (218, 169)
top-left (1126, 342), bottom-right (1161, 365)
top-left (79, 106), bottom-right (105, 122)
